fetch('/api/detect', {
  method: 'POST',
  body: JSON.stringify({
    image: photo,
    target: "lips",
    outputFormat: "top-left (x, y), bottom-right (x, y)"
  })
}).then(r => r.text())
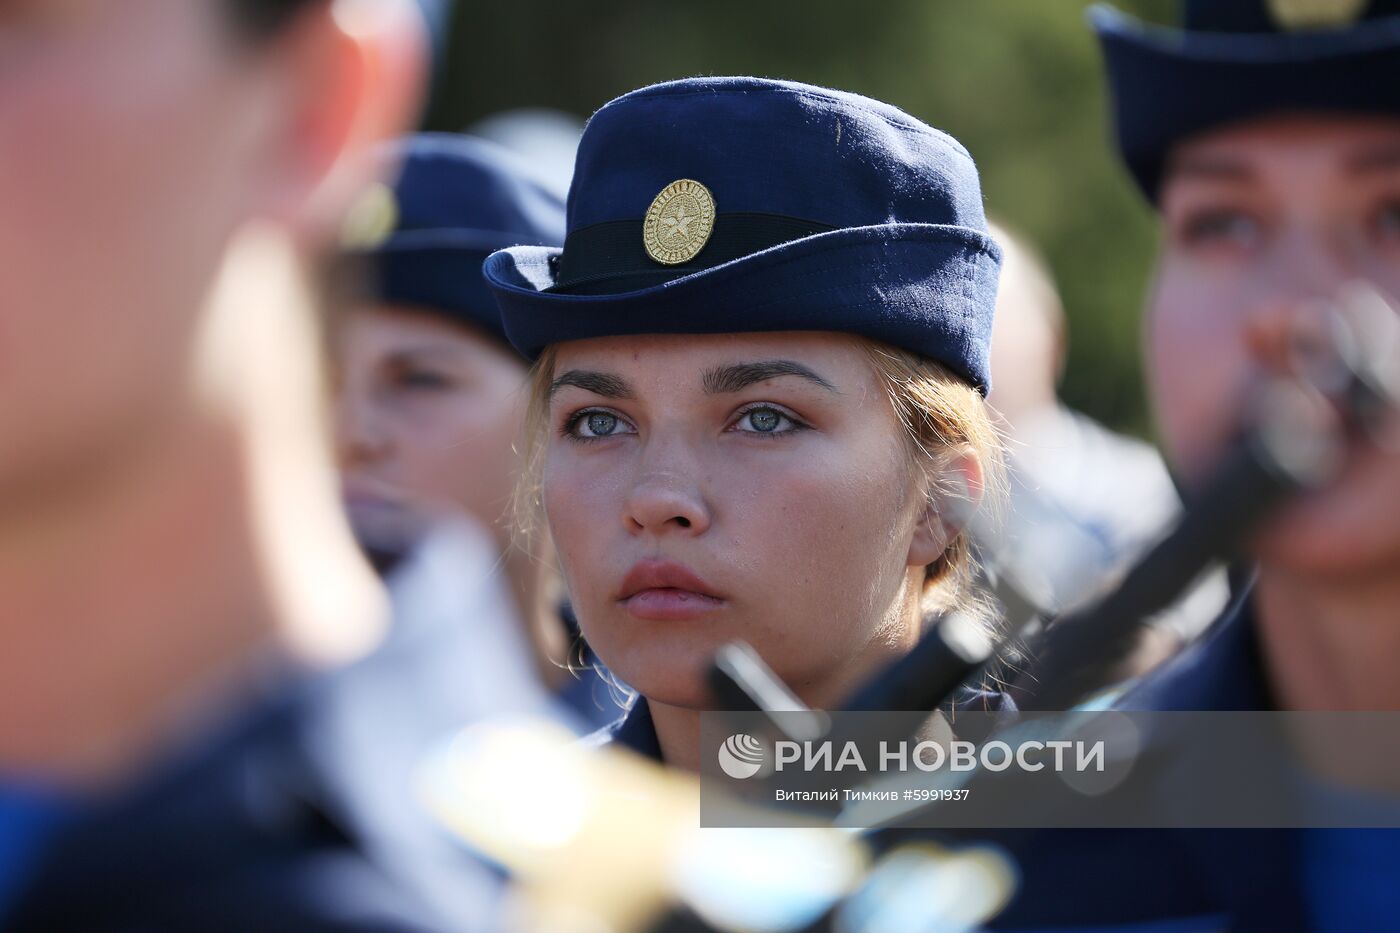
top-left (616, 559), bottom-right (725, 621)
top-left (342, 475), bottom-right (405, 510)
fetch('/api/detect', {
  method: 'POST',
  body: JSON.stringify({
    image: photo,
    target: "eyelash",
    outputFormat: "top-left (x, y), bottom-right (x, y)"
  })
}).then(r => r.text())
top-left (561, 407), bottom-right (635, 442)
top-left (727, 402), bottom-right (809, 437)
top-left (559, 403), bottom-right (810, 442)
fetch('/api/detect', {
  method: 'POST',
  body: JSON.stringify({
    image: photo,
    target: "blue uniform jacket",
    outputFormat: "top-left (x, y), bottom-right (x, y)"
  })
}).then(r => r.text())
top-left (5, 647), bottom-right (504, 932)
top-left (975, 588), bottom-right (1400, 932)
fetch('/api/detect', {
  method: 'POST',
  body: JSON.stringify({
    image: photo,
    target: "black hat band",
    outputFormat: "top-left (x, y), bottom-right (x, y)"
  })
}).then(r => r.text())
top-left (551, 212), bottom-right (834, 296)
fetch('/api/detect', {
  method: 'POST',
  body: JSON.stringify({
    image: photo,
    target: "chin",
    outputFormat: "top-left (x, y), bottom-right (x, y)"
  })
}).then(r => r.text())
top-left (631, 650), bottom-right (719, 709)
top-left (622, 665), bottom-right (714, 710)
top-left (591, 625), bottom-right (737, 710)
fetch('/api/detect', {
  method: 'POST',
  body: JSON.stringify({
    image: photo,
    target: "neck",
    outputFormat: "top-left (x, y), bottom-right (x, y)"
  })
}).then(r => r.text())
top-left (648, 700), bottom-right (703, 773)
top-left (1255, 565), bottom-right (1400, 710)
top-left (0, 225), bottom-right (388, 788)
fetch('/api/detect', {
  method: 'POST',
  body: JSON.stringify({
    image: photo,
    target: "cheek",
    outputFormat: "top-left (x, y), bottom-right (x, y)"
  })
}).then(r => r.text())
top-left (540, 439), bottom-right (624, 526)
top-left (743, 459), bottom-right (892, 578)
top-left (1356, 258), bottom-right (1400, 301)
top-left (0, 13), bottom-right (266, 481)
top-left (397, 394), bottom-right (520, 510)
top-left (455, 398), bottom-right (525, 519)
top-left (541, 443), bottom-right (626, 593)
top-left (718, 438), bottom-right (914, 634)
top-left (0, 27), bottom-right (245, 310)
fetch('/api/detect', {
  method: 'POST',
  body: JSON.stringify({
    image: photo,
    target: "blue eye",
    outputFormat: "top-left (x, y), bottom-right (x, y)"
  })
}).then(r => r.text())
top-left (732, 405), bottom-right (801, 435)
top-left (1178, 209), bottom-right (1262, 251)
top-left (566, 409), bottom-right (635, 440)
top-left (587, 413), bottom-right (619, 435)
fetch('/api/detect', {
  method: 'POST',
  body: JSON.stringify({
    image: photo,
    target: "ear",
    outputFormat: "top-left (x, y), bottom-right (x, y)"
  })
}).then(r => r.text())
top-left (255, 0), bottom-right (428, 239)
top-left (906, 447), bottom-right (986, 569)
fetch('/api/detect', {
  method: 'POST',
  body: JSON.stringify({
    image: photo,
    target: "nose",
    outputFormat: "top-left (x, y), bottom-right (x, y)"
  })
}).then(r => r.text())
top-left (622, 441), bottom-right (712, 537)
top-left (1243, 230), bottom-right (1352, 379)
top-left (1240, 301), bottom-right (1331, 381)
top-left (336, 390), bottom-right (393, 467)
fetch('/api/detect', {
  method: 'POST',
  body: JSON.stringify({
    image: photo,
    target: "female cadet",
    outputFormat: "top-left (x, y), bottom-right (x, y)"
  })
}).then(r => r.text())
top-left (337, 133), bottom-right (623, 726)
top-left (982, 2), bottom-right (1400, 930)
top-left (482, 76), bottom-right (1008, 772)
top-left (1096, 0), bottom-right (1400, 714)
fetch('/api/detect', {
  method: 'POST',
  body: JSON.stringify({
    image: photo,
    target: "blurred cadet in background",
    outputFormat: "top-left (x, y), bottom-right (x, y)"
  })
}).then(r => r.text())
top-left (468, 108), bottom-right (585, 200)
top-left (337, 133), bottom-right (627, 729)
top-left (0, 1), bottom-right (505, 928)
top-left (485, 76), bottom-right (1011, 771)
top-left (986, 221), bottom-right (1227, 677)
top-left (988, 0), bottom-right (1400, 929)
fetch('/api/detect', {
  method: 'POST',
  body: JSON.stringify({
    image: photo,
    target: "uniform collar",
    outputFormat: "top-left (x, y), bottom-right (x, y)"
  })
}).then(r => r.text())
top-left (589, 688), bottom-right (1016, 763)
top-left (1124, 581), bottom-right (1276, 711)
top-left (585, 697), bottom-right (663, 762)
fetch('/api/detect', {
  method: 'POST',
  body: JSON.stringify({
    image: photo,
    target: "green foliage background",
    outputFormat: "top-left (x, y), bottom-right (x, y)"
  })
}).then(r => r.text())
top-left (426, 1), bottom-right (1177, 436)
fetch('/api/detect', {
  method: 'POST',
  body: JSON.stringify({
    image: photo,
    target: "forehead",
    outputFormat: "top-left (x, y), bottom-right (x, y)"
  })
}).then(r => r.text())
top-left (1163, 114), bottom-right (1400, 191)
top-left (343, 305), bottom-right (494, 354)
top-left (549, 331), bottom-right (871, 382)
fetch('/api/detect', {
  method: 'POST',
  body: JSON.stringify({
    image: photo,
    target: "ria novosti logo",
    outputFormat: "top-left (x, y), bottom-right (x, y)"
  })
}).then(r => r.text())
top-left (716, 732), bottom-right (1109, 779)
top-left (717, 733), bottom-right (765, 779)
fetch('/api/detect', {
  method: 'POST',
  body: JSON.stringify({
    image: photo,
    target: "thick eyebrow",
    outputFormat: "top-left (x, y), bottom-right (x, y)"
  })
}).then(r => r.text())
top-left (548, 369), bottom-right (636, 400)
top-left (702, 359), bottom-right (838, 395)
top-left (1346, 142), bottom-right (1400, 176)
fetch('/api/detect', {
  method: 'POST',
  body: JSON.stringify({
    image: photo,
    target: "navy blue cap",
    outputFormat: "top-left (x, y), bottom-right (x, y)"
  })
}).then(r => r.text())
top-left (363, 133), bottom-right (566, 345)
top-left (482, 77), bottom-right (1002, 394)
top-left (1093, 0), bottom-right (1400, 201)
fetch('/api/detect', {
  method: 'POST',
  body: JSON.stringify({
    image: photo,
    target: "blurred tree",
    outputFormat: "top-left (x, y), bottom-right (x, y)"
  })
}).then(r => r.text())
top-left (427, 1), bottom-right (1176, 436)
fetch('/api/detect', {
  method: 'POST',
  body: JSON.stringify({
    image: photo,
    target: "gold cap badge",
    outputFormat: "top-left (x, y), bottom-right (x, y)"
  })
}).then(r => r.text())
top-left (1266, 0), bottom-right (1369, 30)
top-left (642, 179), bottom-right (716, 265)
top-left (340, 182), bottom-right (399, 250)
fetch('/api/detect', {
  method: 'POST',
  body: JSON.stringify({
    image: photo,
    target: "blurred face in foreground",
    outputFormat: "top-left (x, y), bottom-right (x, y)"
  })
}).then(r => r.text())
top-left (0, 0), bottom-right (421, 498)
top-left (1, 1), bottom-right (269, 491)
top-left (0, 0), bottom-right (422, 778)
top-left (336, 305), bottom-right (528, 551)
top-left (539, 332), bottom-right (961, 709)
top-left (1148, 115), bottom-right (1400, 578)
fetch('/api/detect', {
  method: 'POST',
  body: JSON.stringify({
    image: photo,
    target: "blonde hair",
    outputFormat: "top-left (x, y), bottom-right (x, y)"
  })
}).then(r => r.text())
top-left (511, 344), bottom-right (563, 552)
top-left (511, 337), bottom-right (1006, 638)
top-left (859, 341), bottom-right (1006, 640)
